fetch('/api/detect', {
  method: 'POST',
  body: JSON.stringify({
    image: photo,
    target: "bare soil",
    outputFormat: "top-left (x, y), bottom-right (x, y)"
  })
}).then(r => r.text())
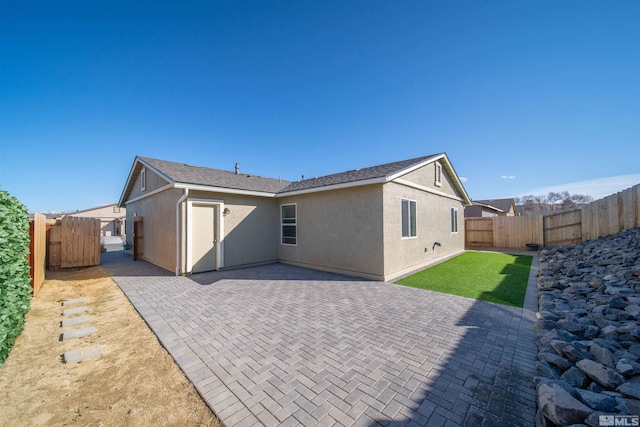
top-left (0, 266), bottom-right (221, 427)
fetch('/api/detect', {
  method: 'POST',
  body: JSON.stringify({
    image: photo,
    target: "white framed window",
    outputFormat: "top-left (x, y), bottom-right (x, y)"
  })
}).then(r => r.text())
top-left (401, 199), bottom-right (417, 238)
top-left (141, 167), bottom-right (147, 191)
top-left (281, 204), bottom-right (297, 245)
top-left (435, 162), bottom-right (442, 187)
top-left (451, 207), bottom-right (458, 233)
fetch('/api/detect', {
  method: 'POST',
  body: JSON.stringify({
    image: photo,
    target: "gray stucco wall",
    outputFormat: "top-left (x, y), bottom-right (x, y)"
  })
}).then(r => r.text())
top-left (128, 164), bottom-right (170, 201)
top-left (188, 191), bottom-right (279, 269)
top-left (382, 162), bottom-right (466, 280)
top-left (278, 185), bottom-right (385, 279)
top-left (125, 187), bottom-right (182, 272)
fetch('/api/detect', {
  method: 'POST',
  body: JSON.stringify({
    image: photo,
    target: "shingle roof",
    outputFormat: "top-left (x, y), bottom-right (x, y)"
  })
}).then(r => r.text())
top-left (139, 157), bottom-right (290, 194)
top-left (122, 152), bottom-right (471, 205)
top-left (278, 154), bottom-right (441, 194)
top-left (473, 198), bottom-right (515, 213)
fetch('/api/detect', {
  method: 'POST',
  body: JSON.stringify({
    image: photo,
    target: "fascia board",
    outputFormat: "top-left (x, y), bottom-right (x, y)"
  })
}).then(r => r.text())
top-left (118, 157), bottom-right (176, 206)
top-left (393, 178), bottom-right (467, 203)
top-left (123, 183), bottom-right (174, 205)
top-left (441, 156), bottom-right (472, 206)
top-left (275, 176), bottom-right (387, 198)
top-left (173, 183), bottom-right (277, 198)
top-left (386, 154), bottom-right (443, 181)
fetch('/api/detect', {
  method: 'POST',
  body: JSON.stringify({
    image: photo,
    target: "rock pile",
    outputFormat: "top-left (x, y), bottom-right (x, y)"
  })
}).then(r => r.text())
top-left (535, 228), bottom-right (640, 427)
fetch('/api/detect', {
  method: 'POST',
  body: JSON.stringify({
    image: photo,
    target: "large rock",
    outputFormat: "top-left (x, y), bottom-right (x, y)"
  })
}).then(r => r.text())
top-left (616, 382), bottom-right (640, 400)
top-left (590, 342), bottom-right (616, 368)
top-left (561, 366), bottom-right (588, 388)
top-left (616, 358), bottom-right (640, 376)
top-left (576, 357), bottom-right (625, 390)
top-left (537, 383), bottom-right (592, 426)
top-left (575, 388), bottom-right (617, 412)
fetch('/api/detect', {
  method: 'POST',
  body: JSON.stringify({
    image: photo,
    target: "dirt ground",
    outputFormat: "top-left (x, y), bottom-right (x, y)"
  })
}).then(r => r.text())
top-left (0, 266), bottom-right (222, 427)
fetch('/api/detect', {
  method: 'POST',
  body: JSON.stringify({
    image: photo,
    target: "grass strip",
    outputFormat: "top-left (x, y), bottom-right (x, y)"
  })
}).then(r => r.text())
top-left (396, 251), bottom-right (532, 307)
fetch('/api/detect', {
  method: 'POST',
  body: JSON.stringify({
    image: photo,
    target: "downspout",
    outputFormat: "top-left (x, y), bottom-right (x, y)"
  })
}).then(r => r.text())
top-left (176, 188), bottom-right (189, 276)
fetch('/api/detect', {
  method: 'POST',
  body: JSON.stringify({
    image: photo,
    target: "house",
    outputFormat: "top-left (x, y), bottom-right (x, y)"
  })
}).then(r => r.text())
top-left (63, 203), bottom-right (126, 236)
top-left (465, 198), bottom-right (517, 218)
top-left (118, 153), bottom-right (471, 281)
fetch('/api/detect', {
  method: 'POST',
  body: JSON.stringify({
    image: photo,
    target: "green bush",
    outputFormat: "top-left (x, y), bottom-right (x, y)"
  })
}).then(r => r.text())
top-left (0, 191), bottom-right (32, 366)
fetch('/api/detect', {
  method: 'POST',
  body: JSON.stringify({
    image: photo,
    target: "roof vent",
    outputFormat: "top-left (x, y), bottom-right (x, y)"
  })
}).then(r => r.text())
top-left (235, 163), bottom-right (240, 174)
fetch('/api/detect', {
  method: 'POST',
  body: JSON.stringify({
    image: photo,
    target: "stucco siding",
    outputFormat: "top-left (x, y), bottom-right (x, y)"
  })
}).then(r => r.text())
top-left (398, 160), bottom-right (459, 197)
top-left (128, 165), bottom-right (171, 201)
top-left (383, 179), bottom-right (465, 280)
top-left (125, 187), bottom-right (181, 272)
top-left (278, 185), bottom-right (385, 279)
top-left (188, 191), bottom-right (279, 269)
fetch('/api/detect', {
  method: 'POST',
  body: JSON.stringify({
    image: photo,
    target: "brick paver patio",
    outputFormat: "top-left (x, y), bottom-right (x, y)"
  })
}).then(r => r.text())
top-left (102, 253), bottom-right (538, 426)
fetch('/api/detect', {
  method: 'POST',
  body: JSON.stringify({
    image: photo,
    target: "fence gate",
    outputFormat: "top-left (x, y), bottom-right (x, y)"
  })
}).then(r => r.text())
top-left (133, 217), bottom-right (143, 261)
top-left (47, 217), bottom-right (101, 270)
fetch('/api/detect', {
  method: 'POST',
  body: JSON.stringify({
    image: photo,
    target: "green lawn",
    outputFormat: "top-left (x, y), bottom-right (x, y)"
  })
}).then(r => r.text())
top-left (396, 251), bottom-right (532, 307)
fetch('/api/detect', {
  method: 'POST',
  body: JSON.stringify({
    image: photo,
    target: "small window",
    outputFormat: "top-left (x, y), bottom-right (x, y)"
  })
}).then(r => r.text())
top-left (141, 168), bottom-right (147, 191)
top-left (435, 162), bottom-right (442, 187)
top-left (451, 207), bottom-right (458, 233)
top-left (113, 206), bottom-right (121, 213)
top-left (401, 199), bottom-right (417, 238)
top-left (281, 204), bottom-right (297, 245)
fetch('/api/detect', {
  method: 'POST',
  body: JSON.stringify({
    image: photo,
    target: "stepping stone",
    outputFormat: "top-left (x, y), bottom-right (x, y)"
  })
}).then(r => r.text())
top-left (62, 297), bottom-right (86, 306)
top-left (62, 306), bottom-right (88, 316)
top-left (62, 326), bottom-right (96, 341)
top-left (63, 345), bottom-right (102, 364)
top-left (61, 315), bottom-right (90, 328)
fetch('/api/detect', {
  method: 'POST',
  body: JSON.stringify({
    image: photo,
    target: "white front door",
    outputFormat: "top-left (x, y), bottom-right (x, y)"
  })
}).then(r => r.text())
top-left (191, 204), bottom-right (217, 273)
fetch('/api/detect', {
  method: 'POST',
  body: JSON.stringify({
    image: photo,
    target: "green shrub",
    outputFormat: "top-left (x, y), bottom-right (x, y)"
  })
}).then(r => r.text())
top-left (0, 191), bottom-right (32, 366)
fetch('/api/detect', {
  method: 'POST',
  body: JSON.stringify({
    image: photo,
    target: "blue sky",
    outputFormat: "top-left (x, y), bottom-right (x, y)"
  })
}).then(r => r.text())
top-left (1, 0), bottom-right (638, 213)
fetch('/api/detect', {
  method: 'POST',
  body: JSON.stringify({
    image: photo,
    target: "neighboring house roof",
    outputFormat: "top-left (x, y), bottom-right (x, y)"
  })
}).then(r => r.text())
top-left (473, 198), bottom-right (516, 214)
top-left (469, 201), bottom-right (504, 212)
top-left (119, 153), bottom-right (472, 206)
top-left (62, 203), bottom-right (126, 219)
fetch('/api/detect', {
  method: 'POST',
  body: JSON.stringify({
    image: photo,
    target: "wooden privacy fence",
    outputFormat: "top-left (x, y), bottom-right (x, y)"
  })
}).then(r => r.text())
top-left (28, 213), bottom-right (50, 296)
top-left (466, 184), bottom-right (640, 249)
top-left (48, 217), bottom-right (101, 270)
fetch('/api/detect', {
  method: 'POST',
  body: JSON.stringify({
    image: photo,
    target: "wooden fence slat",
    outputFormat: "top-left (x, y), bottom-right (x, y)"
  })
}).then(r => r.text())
top-left (465, 184), bottom-right (639, 249)
top-left (48, 216), bottom-right (100, 270)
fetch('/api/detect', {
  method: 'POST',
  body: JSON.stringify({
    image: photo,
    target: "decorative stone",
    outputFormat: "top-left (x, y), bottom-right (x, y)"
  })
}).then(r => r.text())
top-left (536, 228), bottom-right (640, 424)
top-left (561, 366), bottom-right (588, 388)
top-left (575, 388), bottom-right (617, 412)
top-left (537, 383), bottom-right (592, 427)
top-left (539, 352), bottom-right (573, 371)
top-left (590, 343), bottom-right (616, 368)
top-left (616, 358), bottom-right (640, 376)
top-left (576, 359), bottom-right (625, 390)
top-left (616, 383), bottom-right (640, 400)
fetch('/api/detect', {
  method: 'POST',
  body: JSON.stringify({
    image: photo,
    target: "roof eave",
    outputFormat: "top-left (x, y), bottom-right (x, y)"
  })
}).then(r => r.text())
top-left (174, 182), bottom-right (279, 198)
top-left (276, 176), bottom-right (387, 197)
top-left (118, 156), bottom-right (176, 207)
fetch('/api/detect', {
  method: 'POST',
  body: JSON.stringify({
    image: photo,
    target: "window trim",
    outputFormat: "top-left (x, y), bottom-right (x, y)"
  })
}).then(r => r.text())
top-left (141, 167), bottom-right (147, 191)
top-left (451, 207), bottom-right (458, 233)
top-left (280, 203), bottom-right (297, 246)
top-left (435, 162), bottom-right (442, 187)
top-left (401, 198), bottom-right (417, 239)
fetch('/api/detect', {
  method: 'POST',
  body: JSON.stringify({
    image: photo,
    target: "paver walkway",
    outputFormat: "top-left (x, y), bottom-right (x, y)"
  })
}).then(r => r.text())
top-left (102, 253), bottom-right (538, 426)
